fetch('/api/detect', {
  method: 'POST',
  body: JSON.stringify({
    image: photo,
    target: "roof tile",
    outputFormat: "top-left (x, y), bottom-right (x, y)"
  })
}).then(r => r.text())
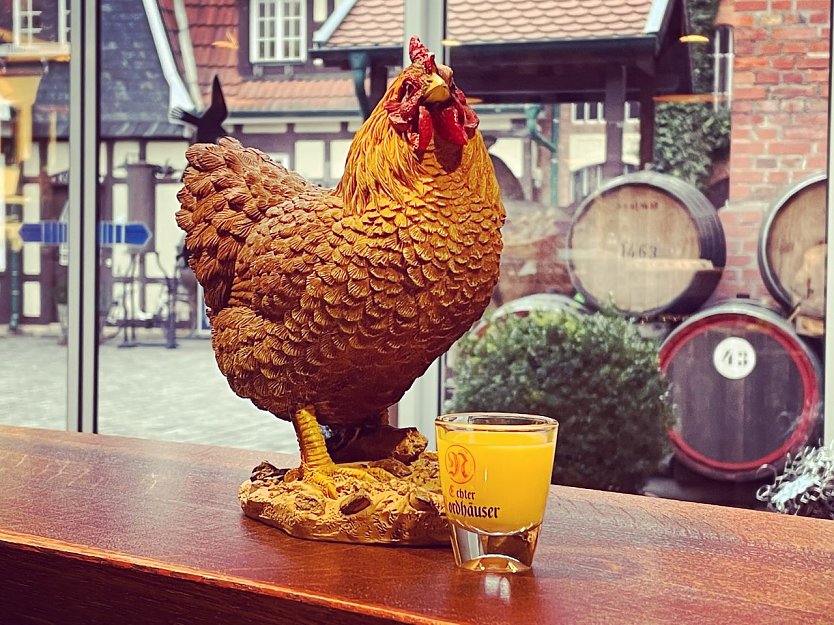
top-left (177, 0), bottom-right (659, 117)
top-left (447, 0), bottom-right (653, 42)
top-left (326, 0), bottom-right (404, 47)
top-left (323, 0), bottom-right (656, 48)
top-left (181, 0), bottom-right (361, 115)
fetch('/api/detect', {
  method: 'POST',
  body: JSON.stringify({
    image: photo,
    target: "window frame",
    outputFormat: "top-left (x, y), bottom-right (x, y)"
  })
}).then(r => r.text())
top-left (10, 0), bottom-right (71, 49)
top-left (573, 101), bottom-right (640, 123)
top-left (13, 0), bottom-right (43, 46)
top-left (572, 101), bottom-right (604, 123)
top-left (249, 0), bottom-right (307, 64)
top-left (59, 0), bottom-right (71, 45)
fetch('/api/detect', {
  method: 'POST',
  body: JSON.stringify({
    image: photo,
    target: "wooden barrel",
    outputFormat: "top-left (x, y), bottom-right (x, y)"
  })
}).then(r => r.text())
top-left (474, 293), bottom-right (587, 337)
top-left (659, 300), bottom-right (822, 481)
top-left (498, 200), bottom-right (573, 305)
top-left (567, 171), bottom-right (725, 318)
top-left (758, 173), bottom-right (826, 319)
top-left (493, 293), bottom-right (588, 319)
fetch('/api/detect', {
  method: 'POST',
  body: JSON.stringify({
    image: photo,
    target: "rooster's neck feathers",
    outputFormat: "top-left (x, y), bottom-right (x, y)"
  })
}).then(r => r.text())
top-left (337, 72), bottom-right (497, 218)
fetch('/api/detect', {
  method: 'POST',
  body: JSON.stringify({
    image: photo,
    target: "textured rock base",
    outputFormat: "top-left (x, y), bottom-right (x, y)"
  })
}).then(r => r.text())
top-left (239, 452), bottom-right (450, 545)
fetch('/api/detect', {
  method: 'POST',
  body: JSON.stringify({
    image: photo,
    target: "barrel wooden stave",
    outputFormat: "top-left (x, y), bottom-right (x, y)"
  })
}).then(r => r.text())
top-left (568, 171), bottom-right (725, 318)
top-left (659, 301), bottom-right (822, 482)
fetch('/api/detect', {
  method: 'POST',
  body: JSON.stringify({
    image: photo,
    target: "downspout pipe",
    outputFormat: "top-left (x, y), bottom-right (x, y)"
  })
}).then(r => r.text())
top-left (349, 52), bottom-right (372, 120)
top-left (524, 104), bottom-right (560, 207)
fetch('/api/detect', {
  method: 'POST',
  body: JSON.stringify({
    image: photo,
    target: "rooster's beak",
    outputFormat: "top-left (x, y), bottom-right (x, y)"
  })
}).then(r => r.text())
top-left (424, 73), bottom-right (451, 104)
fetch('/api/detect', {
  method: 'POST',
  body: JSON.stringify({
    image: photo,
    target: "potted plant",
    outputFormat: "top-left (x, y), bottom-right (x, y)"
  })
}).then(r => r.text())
top-left (446, 308), bottom-right (673, 493)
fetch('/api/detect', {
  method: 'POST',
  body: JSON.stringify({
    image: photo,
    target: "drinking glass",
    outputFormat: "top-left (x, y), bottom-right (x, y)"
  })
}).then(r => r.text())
top-left (435, 413), bottom-right (558, 573)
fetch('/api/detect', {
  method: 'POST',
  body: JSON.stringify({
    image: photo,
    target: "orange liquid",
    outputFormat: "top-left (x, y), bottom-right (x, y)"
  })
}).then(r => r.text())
top-left (436, 429), bottom-right (556, 534)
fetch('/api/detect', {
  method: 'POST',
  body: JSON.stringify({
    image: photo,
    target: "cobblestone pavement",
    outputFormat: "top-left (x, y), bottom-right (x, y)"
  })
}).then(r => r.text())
top-left (0, 327), bottom-right (297, 455)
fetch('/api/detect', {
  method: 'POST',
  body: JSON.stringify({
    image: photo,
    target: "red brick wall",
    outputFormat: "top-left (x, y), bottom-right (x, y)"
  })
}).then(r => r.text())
top-left (718, 0), bottom-right (830, 203)
top-left (708, 0), bottom-right (830, 311)
top-left (708, 206), bottom-right (771, 305)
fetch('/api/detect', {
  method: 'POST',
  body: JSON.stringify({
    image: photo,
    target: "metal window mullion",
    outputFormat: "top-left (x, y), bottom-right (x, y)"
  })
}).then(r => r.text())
top-left (67, 0), bottom-right (99, 433)
top-left (250, 2), bottom-right (258, 62)
top-left (824, 18), bottom-right (834, 445)
top-left (396, 0), bottom-right (446, 448)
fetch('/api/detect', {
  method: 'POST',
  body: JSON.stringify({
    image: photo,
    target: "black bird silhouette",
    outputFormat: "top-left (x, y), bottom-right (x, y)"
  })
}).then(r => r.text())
top-left (173, 76), bottom-right (229, 266)
top-left (172, 75), bottom-right (228, 143)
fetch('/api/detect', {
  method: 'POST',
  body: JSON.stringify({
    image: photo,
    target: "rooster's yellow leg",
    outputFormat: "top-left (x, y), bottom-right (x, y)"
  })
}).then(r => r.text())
top-left (287, 406), bottom-right (391, 498)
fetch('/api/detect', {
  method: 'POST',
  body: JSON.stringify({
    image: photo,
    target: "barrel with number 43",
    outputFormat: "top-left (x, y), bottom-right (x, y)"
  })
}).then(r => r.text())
top-left (658, 300), bottom-right (822, 482)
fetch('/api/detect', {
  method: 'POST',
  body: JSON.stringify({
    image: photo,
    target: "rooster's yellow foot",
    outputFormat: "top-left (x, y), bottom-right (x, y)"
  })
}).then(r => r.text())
top-left (285, 406), bottom-right (393, 498)
top-left (284, 462), bottom-right (392, 498)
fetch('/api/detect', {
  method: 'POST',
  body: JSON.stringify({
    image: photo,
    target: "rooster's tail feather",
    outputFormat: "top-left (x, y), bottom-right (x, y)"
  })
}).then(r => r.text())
top-left (175, 137), bottom-right (308, 311)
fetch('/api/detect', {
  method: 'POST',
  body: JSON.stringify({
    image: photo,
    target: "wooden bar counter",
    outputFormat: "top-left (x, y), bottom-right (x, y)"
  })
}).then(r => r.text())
top-left (0, 425), bottom-right (831, 624)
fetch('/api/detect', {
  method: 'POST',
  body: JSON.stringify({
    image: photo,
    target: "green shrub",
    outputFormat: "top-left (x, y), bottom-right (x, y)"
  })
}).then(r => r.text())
top-left (654, 103), bottom-right (730, 193)
top-left (652, 0), bottom-right (729, 193)
top-left (447, 309), bottom-right (673, 493)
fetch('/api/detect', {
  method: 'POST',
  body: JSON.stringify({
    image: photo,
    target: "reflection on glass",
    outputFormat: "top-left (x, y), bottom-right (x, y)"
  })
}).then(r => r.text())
top-left (0, 1), bottom-right (72, 429)
top-left (0, 3), bottom-right (830, 508)
top-left (90, 0), bottom-right (294, 450)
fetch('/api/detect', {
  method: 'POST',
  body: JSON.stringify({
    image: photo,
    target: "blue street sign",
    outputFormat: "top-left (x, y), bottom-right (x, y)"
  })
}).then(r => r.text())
top-left (18, 221), bottom-right (152, 247)
top-left (20, 221), bottom-right (67, 245)
top-left (99, 222), bottom-right (153, 246)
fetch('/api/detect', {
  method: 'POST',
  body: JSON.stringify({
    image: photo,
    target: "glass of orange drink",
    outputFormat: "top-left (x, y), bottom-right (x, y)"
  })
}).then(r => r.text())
top-left (435, 413), bottom-right (558, 573)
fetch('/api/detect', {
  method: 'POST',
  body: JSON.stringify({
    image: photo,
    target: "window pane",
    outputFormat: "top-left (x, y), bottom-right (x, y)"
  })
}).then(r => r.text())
top-left (88, 1), bottom-right (294, 449)
top-left (284, 0), bottom-right (299, 17)
top-left (21, 0), bottom-right (826, 509)
top-left (452, 5), bottom-right (830, 507)
top-left (0, 1), bottom-right (70, 430)
top-left (588, 102), bottom-right (600, 120)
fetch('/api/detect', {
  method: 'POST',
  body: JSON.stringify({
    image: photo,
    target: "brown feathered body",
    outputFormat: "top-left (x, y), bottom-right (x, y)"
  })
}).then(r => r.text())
top-left (176, 49), bottom-right (504, 431)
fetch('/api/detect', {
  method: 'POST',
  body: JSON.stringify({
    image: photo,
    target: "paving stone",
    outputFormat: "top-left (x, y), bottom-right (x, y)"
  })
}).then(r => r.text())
top-left (0, 332), bottom-right (298, 455)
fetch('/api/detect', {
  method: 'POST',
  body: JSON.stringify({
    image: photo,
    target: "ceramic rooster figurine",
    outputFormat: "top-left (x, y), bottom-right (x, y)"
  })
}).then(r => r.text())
top-left (176, 37), bottom-right (504, 543)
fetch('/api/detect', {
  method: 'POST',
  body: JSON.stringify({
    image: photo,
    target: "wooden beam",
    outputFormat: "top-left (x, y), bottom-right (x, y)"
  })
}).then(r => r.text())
top-left (1, 427), bottom-right (834, 624)
top-left (639, 82), bottom-right (656, 169)
top-left (603, 64), bottom-right (626, 179)
top-left (457, 65), bottom-right (653, 105)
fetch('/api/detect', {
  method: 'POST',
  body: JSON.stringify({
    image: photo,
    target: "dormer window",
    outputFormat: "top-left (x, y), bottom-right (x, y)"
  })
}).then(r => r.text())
top-left (14, 0), bottom-right (43, 46)
top-left (11, 0), bottom-right (70, 48)
top-left (250, 0), bottom-right (306, 63)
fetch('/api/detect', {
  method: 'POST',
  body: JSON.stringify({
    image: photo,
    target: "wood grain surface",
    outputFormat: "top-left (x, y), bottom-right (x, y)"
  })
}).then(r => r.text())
top-left (0, 425), bottom-right (832, 625)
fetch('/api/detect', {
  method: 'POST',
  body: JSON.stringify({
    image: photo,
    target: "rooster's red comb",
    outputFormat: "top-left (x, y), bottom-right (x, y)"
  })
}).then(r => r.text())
top-left (408, 36), bottom-right (433, 67)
